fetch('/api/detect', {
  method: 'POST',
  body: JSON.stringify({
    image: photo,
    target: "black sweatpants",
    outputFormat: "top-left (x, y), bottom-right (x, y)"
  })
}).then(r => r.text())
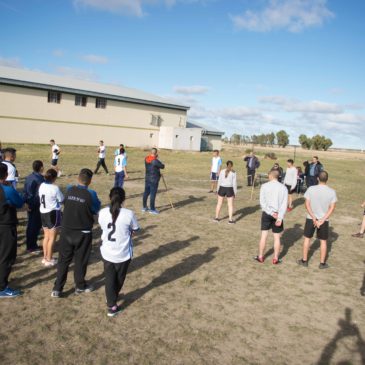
top-left (26, 209), bottom-right (42, 250)
top-left (0, 226), bottom-right (17, 291)
top-left (94, 158), bottom-right (109, 174)
top-left (103, 259), bottom-right (131, 307)
top-left (247, 168), bottom-right (256, 186)
top-left (53, 228), bottom-right (92, 292)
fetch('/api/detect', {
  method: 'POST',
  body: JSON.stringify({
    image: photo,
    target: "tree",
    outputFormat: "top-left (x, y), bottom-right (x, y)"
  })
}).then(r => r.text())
top-left (322, 138), bottom-right (333, 151)
top-left (276, 130), bottom-right (289, 148)
top-left (267, 132), bottom-right (275, 146)
top-left (311, 134), bottom-right (324, 150)
top-left (299, 134), bottom-right (312, 149)
top-left (230, 134), bottom-right (241, 145)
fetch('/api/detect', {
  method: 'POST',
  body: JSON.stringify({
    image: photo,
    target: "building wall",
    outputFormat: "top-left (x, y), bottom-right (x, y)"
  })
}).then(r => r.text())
top-left (0, 84), bottom-right (187, 147)
top-left (158, 126), bottom-right (202, 151)
top-left (201, 134), bottom-right (222, 151)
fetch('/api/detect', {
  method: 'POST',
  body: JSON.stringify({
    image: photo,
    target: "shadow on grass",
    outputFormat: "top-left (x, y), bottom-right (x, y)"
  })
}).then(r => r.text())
top-left (293, 197), bottom-right (305, 209)
top-left (159, 195), bottom-right (206, 212)
top-left (316, 308), bottom-right (365, 365)
top-left (307, 227), bottom-right (339, 262)
top-left (361, 261), bottom-right (365, 297)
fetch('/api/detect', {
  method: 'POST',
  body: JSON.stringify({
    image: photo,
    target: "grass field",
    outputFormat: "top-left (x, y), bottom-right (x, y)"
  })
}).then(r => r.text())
top-left (0, 143), bottom-right (364, 365)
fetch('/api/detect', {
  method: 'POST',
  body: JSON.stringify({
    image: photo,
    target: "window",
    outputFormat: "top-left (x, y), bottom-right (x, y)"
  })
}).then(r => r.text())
top-left (48, 91), bottom-right (61, 104)
top-left (175, 135), bottom-right (179, 138)
top-left (150, 133), bottom-right (154, 138)
top-left (151, 115), bottom-right (162, 126)
top-left (96, 98), bottom-right (107, 109)
top-left (75, 95), bottom-right (87, 107)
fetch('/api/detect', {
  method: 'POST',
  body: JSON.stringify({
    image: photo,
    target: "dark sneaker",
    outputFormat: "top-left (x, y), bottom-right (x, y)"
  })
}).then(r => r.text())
top-left (107, 305), bottom-right (122, 317)
top-left (297, 259), bottom-right (308, 267)
top-left (213, 218), bottom-right (220, 223)
top-left (319, 263), bottom-right (329, 269)
top-left (75, 284), bottom-right (94, 295)
top-left (228, 220), bottom-right (236, 225)
top-left (352, 232), bottom-right (364, 238)
top-left (0, 287), bottom-right (22, 298)
top-left (149, 209), bottom-right (160, 215)
top-left (272, 258), bottom-right (282, 265)
top-left (27, 247), bottom-right (42, 255)
top-left (253, 256), bottom-right (264, 263)
top-left (51, 290), bottom-right (62, 298)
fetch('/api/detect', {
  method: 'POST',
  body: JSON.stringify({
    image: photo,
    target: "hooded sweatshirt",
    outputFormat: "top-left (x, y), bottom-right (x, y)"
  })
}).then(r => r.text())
top-left (145, 155), bottom-right (165, 183)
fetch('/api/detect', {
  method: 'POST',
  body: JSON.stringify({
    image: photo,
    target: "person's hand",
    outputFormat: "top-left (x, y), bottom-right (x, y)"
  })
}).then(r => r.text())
top-left (317, 219), bottom-right (325, 228)
top-left (272, 212), bottom-right (278, 219)
top-left (125, 174), bottom-right (129, 180)
top-left (312, 218), bottom-right (317, 227)
top-left (361, 202), bottom-right (365, 208)
top-left (275, 219), bottom-right (282, 227)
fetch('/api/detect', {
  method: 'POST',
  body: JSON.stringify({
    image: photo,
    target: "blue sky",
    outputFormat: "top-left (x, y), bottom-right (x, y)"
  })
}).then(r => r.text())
top-left (1, 0), bottom-right (364, 148)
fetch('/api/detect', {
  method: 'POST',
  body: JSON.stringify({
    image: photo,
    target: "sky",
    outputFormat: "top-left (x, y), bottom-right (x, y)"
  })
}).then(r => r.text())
top-left (0, 0), bottom-right (364, 149)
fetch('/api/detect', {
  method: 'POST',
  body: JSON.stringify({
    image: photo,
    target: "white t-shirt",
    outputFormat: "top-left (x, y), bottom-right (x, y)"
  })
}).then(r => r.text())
top-left (99, 207), bottom-right (140, 263)
top-left (284, 166), bottom-right (298, 190)
top-left (114, 154), bottom-right (126, 173)
top-left (260, 180), bottom-right (288, 221)
top-left (99, 145), bottom-right (106, 159)
top-left (2, 161), bottom-right (16, 181)
top-left (211, 156), bottom-right (222, 173)
top-left (52, 144), bottom-right (60, 160)
top-left (304, 185), bottom-right (337, 220)
top-left (38, 182), bottom-right (64, 213)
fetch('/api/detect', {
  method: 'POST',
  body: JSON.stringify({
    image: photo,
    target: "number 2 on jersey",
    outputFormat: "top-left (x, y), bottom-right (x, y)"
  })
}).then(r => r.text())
top-left (107, 222), bottom-right (116, 242)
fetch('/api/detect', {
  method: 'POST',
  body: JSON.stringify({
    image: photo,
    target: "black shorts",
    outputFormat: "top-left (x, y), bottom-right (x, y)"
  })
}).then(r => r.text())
top-left (210, 172), bottom-right (219, 181)
top-left (41, 210), bottom-right (62, 229)
top-left (218, 186), bottom-right (235, 198)
top-left (261, 212), bottom-right (284, 233)
top-left (285, 184), bottom-right (294, 195)
top-left (51, 159), bottom-right (58, 166)
top-left (304, 219), bottom-right (329, 240)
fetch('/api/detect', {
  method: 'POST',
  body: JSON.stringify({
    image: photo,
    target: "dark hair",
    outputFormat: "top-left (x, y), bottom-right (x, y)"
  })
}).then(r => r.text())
top-left (151, 148), bottom-right (158, 154)
top-left (4, 147), bottom-right (16, 157)
top-left (120, 144), bottom-right (124, 147)
top-left (119, 148), bottom-right (125, 155)
top-left (225, 160), bottom-right (233, 178)
top-left (287, 159), bottom-right (294, 164)
top-left (33, 160), bottom-right (43, 173)
top-left (109, 187), bottom-right (126, 224)
top-left (44, 168), bottom-right (57, 183)
top-left (100, 140), bottom-right (104, 144)
top-left (0, 164), bottom-right (8, 180)
top-left (79, 168), bottom-right (93, 185)
top-left (50, 139), bottom-right (55, 143)
top-left (213, 149), bottom-right (219, 154)
top-left (303, 161), bottom-right (309, 167)
top-left (318, 171), bottom-right (328, 183)
top-left (313, 156), bottom-right (319, 160)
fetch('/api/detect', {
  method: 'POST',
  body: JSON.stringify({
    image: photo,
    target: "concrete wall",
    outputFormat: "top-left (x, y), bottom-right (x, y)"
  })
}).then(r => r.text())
top-left (158, 126), bottom-right (202, 151)
top-left (201, 134), bottom-right (222, 151)
top-left (0, 84), bottom-right (187, 147)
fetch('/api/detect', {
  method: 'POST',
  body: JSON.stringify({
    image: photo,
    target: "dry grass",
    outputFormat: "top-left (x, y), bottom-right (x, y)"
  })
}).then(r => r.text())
top-left (0, 143), bottom-right (364, 365)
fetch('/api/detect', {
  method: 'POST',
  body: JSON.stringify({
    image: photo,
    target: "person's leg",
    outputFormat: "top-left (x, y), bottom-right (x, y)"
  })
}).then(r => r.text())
top-left (149, 182), bottom-right (159, 211)
top-left (302, 237), bottom-right (311, 261)
top-left (288, 194), bottom-right (293, 208)
top-left (26, 210), bottom-right (42, 250)
top-left (247, 169), bottom-right (252, 186)
top-left (119, 172), bottom-right (125, 188)
top-left (114, 172), bottom-right (119, 187)
top-left (273, 233), bottom-right (281, 261)
top-left (73, 232), bottom-right (92, 290)
top-left (94, 159), bottom-right (101, 174)
top-left (42, 229), bottom-right (50, 261)
top-left (104, 259), bottom-right (118, 307)
top-left (47, 229), bottom-right (58, 261)
top-left (361, 215), bottom-right (365, 234)
top-left (215, 196), bottom-right (224, 219)
top-left (0, 226), bottom-right (17, 291)
top-left (101, 159), bottom-right (109, 174)
top-left (227, 197), bottom-right (234, 221)
top-left (115, 259), bottom-right (131, 295)
top-left (258, 230), bottom-right (269, 258)
top-left (142, 181), bottom-right (151, 209)
top-left (320, 240), bottom-right (327, 264)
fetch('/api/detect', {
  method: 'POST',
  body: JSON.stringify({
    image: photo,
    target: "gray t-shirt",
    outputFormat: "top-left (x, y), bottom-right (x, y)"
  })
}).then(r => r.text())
top-left (304, 184), bottom-right (337, 220)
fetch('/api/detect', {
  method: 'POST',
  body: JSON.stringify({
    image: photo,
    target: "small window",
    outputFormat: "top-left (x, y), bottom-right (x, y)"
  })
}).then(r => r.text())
top-left (96, 98), bottom-right (107, 109)
top-left (150, 133), bottom-right (154, 138)
top-left (48, 91), bottom-right (61, 104)
top-left (75, 95), bottom-right (87, 107)
top-left (190, 136), bottom-right (194, 141)
top-left (151, 115), bottom-right (162, 126)
top-left (175, 135), bottom-right (179, 138)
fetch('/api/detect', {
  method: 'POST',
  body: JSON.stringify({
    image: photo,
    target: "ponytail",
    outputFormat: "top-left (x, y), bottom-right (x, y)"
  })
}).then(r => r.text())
top-left (109, 187), bottom-right (126, 224)
top-left (225, 160), bottom-right (233, 178)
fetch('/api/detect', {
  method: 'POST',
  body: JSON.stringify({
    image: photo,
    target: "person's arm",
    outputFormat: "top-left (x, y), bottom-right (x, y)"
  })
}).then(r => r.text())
top-left (233, 172), bottom-right (237, 197)
top-left (277, 189), bottom-right (288, 222)
top-left (130, 213), bottom-right (140, 234)
top-left (243, 156), bottom-right (249, 162)
top-left (56, 187), bottom-right (64, 204)
top-left (259, 185), bottom-right (267, 211)
top-left (305, 198), bottom-right (317, 226)
top-left (89, 190), bottom-right (101, 215)
top-left (217, 171), bottom-right (222, 192)
top-left (317, 203), bottom-right (336, 227)
top-left (217, 158), bottom-right (222, 175)
top-left (291, 169), bottom-right (297, 191)
top-left (6, 186), bottom-right (24, 209)
top-left (155, 159), bottom-right (165, 169)
top-left (361, 201), bottom-right (365, 208)
top-left (123, 165), bottom-right (128, 179)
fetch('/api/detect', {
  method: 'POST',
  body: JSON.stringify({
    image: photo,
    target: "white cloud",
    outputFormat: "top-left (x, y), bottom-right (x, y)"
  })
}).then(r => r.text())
top-left (52, 49), bottom-right (65, 57)
top-left (55, 66), bottom-right (98, 81)
top-left (0, 56), bottom-right (22, 68)
top-left (81, 54), bottom-right (109, 64)
top-left (231, 0), bottom-right (334, 33)
top-left (173, 85), bottom-right (210, 95)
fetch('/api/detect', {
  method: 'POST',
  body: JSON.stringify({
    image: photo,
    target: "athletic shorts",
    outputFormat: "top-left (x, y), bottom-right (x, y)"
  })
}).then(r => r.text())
top-left (210, 172), bottom-right (219, 181)
top-left (363, 209), bottom-right (365, 216)
top-left (51, 159), bottom-right (58, 166)
top-left (261, 212), bottom-right (284, 233)
top-left (218, 186), bottom-right (235, 198)
top-left (285, 184), bottom-right (294, 195)
top-left (304, 219), bottom-right (329, 240)
top-left (41, 210), bottom-right (62, 229)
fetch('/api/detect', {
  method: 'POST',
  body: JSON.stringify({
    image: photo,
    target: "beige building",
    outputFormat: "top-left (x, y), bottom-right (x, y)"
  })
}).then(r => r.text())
top-left (187, 121), bottom-right (224, 151)
top-left (0, 65), bottom-right (207, 150)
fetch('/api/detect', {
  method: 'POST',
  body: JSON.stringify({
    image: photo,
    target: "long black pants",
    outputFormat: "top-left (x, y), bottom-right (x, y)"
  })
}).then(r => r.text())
top-left (94, 158), bottom-right (109, 174)
top-left (0, 226), bottom-right (17, 291)
top-left (104, 259), bottom-right (131, 307)
top-left (53, 228), bottom-right (92, 292)
top-left (26, 209), bottom-right (42, 250)
top-left (247, 168), bottom-right (256, 186)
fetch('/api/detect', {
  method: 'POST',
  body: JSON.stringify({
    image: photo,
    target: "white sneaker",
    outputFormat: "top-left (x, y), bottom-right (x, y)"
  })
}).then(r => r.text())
top-left (57, 170), bottom-right (62, 177)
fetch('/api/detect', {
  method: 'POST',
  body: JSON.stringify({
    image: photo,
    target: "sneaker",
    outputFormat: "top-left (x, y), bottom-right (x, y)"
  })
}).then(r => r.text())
top-left (149, 209), bottom-right (160, 215)
top-left (75, 284), bottom-right (94, 295)
top-left (272, 258), bottom-right (282, 265)
top-left (44, 260), bottom-right (56, 267)
top-left (107, 305), bottom-right (122, 317)
top-left (51, 290), bottom-right (61, 298)
top-left (0, 287), bottom-right (22, 298)
top-left (228, 220), bottom-right (235, 225)
top-left (141, 207), bottom-right (149, 213)
top-left (352, 232), bottom-right (364, 238)
top-left (297, 259), bottom-right (308, 267)
top-left (212, 218), bottom-right (220, 223)
top-left (319, 262), bottom-right (329, 269)
top-left (287, 207), bottom-right (293, 212)
top-left (253, 256), bottom-right (264, 263)
top-left (41, 258), bottom-right (47, 264)
top-left (27, 247), bottom-right (42, 255)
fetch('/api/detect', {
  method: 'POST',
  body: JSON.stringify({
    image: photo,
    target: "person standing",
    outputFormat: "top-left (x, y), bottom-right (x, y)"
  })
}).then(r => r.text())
top-left (142, 148), bottom-right (165, 215)
top-left (254, 169), bottom-right (288, 265)
top-left (272, 162), bottom-right (284, 183)
top-left (0, 164), bottom-right (24, 298)
top-left (209, 150), bottom-right (222, 193)
top-left (243, 151), bottom-right (260, 186)
top-left (23, 160), bottom-right (45, 253)
top-left (114, 148), bottom-right (128, 188)
top-left (283, 159), bottom-right (298, 212)
top-left (98, 187), bottom-right (140, 317)
top-left (214, 161), bottom-right (237, 224)
top-left (306, 156), bottom-right (323, 187)
top-left (50, 139), bottom-right (62, 177)
top-left (297, 171), bottom-right (337, 269)
top-left (51, 168), bottom-right (101, 298)
top-left (94, 140), bottom-right (109, 175)
top-left (1, 148), bottom-right (18, 189)
top-left (39, 169), bottom-right (64, 267)
top-left (351, 201), bottom-right (365, 238)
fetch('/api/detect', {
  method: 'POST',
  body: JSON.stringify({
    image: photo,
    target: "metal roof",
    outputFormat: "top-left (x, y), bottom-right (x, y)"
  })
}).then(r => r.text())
top-left (0, 66), bottom-right (190, 111)
top-left (187, 121), bottom-right (225, 136)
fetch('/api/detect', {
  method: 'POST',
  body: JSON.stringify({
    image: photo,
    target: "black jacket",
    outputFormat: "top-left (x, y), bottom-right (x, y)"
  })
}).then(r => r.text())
top-left (145, 156), bottom-right (165, 183)
top-left (244, 156), bottom-right (260, 170)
